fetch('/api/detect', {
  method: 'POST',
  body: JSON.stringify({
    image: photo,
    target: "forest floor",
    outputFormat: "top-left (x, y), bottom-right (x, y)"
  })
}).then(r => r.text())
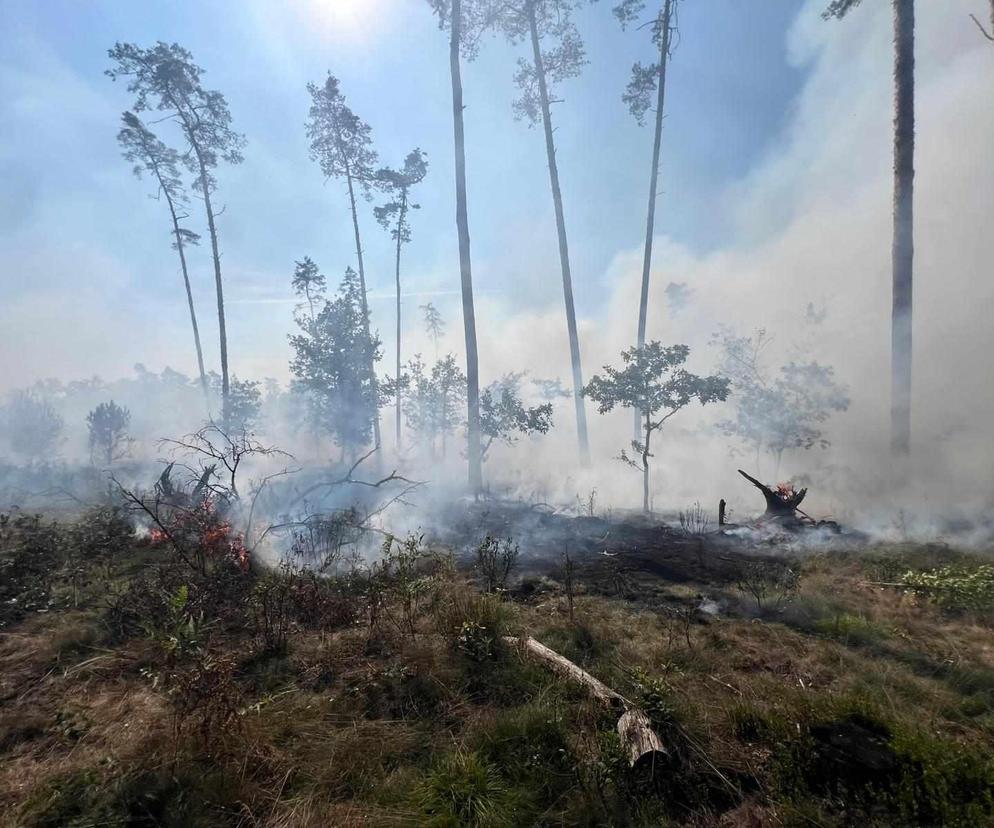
top-left (2, 502), bottom-right (994, 826)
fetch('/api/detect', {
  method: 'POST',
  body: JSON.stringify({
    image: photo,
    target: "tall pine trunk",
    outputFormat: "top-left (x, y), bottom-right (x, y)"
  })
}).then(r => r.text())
top-left (527, 1), bottom-right (590, 466)
top-left (394, 193), bottom-right (407, 453)
top-left (344, 165), bottom-right (383, 453)
top-left (449, 0), bottom-right (483, 493)
top-left (634, 0), bottom-right (672, 439)
top-left (168, 207), bottom-right (209, 405)
top-left (194, 153), bottom-right (230, 425)
top-left (140, 128), bottom-right (210, 406)
top-left (891, 0), bottom-right (914, 458)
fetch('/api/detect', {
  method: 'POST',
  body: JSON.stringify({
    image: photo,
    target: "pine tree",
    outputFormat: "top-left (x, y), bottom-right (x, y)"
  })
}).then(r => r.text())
top-left (824, 0), bottom-right (914, 459)
top-left (289, 267), bottom-right (382, 460)
top-left (497, 0), bottom-right (591, 465)
top-left (107, 42), bottom-right (245, 422)
top-left (116, 111), bottom-right (209, 404)
top-left (375, 149), bottom-right (429, 453)
top-left (612, 0), bottom-right (677, 439)
top-left (305, 75), bottom-right (383, 452)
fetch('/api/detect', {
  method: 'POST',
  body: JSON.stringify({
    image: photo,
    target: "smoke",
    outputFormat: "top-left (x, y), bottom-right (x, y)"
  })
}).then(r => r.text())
top-left (455, 0), bottom-right (994, 530)
top-left (1, 1), bottom-right (992, 542)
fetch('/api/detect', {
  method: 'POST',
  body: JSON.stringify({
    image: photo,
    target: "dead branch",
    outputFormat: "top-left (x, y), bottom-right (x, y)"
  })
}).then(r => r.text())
top-left (503, 636), bottom-right (667, 769)
top-left (286, 447), bottom-right (422, 512)
top-left (970, 12), bottom-right (994, 40)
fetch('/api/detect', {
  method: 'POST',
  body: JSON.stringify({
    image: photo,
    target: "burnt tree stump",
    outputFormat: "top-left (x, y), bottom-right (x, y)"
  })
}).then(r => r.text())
top-left (738, 469), bottom-right (807, 519)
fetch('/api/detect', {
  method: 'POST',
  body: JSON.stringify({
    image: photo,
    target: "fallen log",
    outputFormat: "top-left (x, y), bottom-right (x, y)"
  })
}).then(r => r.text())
top-left (503, 635), bottom-right (667, 769)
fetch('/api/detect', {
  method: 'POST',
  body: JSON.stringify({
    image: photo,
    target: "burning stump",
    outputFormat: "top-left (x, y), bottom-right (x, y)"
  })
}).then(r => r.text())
top-left (736, 469), bottom-right (840, 533)
top-left (738, 469), bottom-right (807, 520)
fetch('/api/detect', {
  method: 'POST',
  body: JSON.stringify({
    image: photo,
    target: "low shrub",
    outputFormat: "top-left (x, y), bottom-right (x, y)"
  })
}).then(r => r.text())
top-left (415, 751), bottom-right (522, 827)
top-left (901, 564), bottom-right (994, 613)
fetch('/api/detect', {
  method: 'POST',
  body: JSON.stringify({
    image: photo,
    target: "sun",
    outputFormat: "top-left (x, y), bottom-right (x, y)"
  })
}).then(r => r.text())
top-left (304, 0), bottom-right (385, 42)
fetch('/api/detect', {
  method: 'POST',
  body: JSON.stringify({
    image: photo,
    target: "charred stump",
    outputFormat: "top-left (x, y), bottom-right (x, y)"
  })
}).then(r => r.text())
top-left (737, 469), bottom-right (807, 520)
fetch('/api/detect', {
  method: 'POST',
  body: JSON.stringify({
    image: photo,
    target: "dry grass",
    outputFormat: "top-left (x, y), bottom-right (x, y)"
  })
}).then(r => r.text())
top-left (2, 517), bottom-right (994, 825)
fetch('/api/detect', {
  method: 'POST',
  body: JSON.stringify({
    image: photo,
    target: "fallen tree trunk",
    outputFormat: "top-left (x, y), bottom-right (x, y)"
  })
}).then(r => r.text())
top-left (503, 635), bottom-right (667, 769)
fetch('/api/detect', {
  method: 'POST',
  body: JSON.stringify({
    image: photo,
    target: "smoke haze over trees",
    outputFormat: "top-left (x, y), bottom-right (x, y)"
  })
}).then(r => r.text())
top-left (0, 0), bottom-right (991, 524)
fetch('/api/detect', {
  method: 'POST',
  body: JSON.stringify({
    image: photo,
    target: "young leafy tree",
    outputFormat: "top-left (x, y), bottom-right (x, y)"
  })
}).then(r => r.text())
top-left (1, 392), bottom-right (64, 463)
top-left (86, 401), bottom-right (133, 467)
top-left (305, 74), bottom-right (382, 452)
top-left (613, 0), bottom-right (677, 438)
top-left (420, 301), bottom-right (445, 359)
top-left (107, 42), bottom-right (246, 421)
top-left (389, 353), bottom-right (467, 459)
top-left (291, 256), bottom-right (327, 324)
top-left (532, 377), bottom-right (571, 402)
top-left (824, 0), bottom-right (914, 459)
top-left (289, 267), bottom-right (382, 461)
top-left (584, 343), bottom-right (730, 513)
top-left (375, 149), bottom-right (429, 452)
top-left (427, 0), bottom-right (499, 493)
top-left (224, 378), bottom-right (263, 434)
top-left (479, 374), bottom-right (554, 465)
top-left (713, 328), bottom-right (850, 477)
top-left (498, 0), bottom-right (591, 466)
top-left (116, 111), bottom-right (209, 403)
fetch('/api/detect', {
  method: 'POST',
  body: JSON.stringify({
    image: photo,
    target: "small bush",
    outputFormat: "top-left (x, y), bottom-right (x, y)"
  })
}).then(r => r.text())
top-left (475, 535), bottom-right (519, 594)
top-left (415, 752), bottom-right (521, 827)
top-left (632, 668), bottom-right (676, 732)
top-left (679, 501), bottom-right (711, 536)
top-left (70, 504), bottom-right (134, 575)
top-left (901, 564), bottom-right (994, 613)
top-left (736, 558), bottom-right (799, 613)
top-left (813, 612), bottom-right (890, 646)
top-left (251, 565), bottom-right (295, 655)
top-left (728, 703), bottom-right (790, 745)
top-left (457, 620), bottom-right (497, 662)
top-left (0, 512), bottom-right (65, 626)
top-left (473, 703), bottom-right (574, 800)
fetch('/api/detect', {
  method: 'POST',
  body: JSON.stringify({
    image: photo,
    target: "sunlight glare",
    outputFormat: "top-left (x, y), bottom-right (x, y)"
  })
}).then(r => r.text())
top-left (305, 0), bottom-right (384, 43)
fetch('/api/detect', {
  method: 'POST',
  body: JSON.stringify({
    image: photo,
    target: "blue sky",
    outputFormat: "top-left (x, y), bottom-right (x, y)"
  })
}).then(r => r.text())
top-left (0, 0), bottom-right (808, 386)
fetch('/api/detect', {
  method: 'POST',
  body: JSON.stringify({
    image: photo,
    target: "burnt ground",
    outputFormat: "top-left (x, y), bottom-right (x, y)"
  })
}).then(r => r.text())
top-left (431, 498), bottom-right (866, 611)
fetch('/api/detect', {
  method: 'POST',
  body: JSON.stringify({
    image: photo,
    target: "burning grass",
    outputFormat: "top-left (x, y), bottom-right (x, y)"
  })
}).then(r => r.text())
top-left (1, 506), bottom-right (994, 825)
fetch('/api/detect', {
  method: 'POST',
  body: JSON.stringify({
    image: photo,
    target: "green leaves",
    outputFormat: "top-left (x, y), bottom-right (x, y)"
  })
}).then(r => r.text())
top-left (108, 42), bottom-right (245, 177)
top-left (623, 62), bottom-right (658, 125)
top-left (583, 341), bottom-right (729, 427)
top-left (822, 0), bottom-right (864, 21)
top-left (374, 148), bottom-right (429, 241)
top-left (479, 375), bottom-right (554, 459)
top-left (306, 74), bottom-right (379, 196)
top-left (289, 266), bottom-right (382, 452)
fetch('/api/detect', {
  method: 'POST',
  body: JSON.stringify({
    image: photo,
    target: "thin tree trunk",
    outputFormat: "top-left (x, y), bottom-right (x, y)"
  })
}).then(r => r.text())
top-left (449, 0), bottom-right (483, 494)
top-left (170, 216), bottom-right (210, 406)
top-left (395, 193), bottom-right (406, 453)
top-left (343, 166), bottom-right (383, 454)
top-left (642, 413), bottom-right (651, 513)
top-left (891, 0), bottom-right (914, 458)
top-left (195, 156), bottom-right (230, 425)
top-left (527, 2), bottom-right (590, 466)
top-left (140, 127), bottom-right (210, 407)
top-left (130, 64), bottom-right (217, 416)
top-left (634, 0), bottom-right (673, 439)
